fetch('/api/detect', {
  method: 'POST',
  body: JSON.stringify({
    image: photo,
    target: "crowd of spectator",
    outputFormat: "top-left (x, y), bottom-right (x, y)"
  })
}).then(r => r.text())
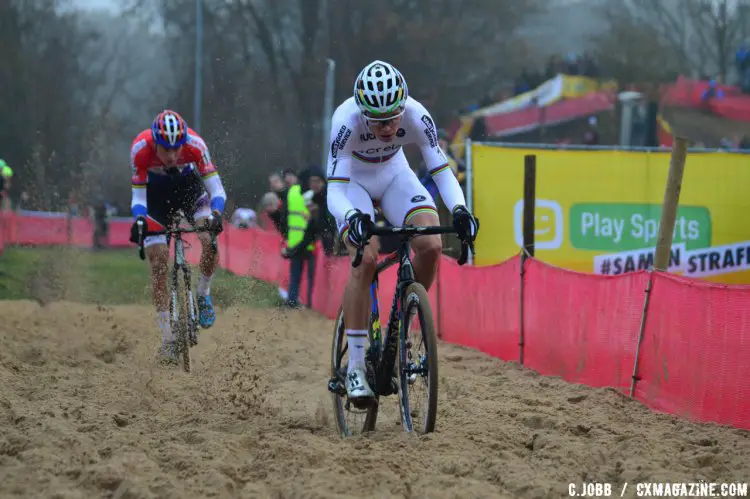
top-left (736, 43), bottom-right (750, 94)
top-left (459, 52), bottom-right (602, 114)
top-left (234, 167), bottom-right (335, 309)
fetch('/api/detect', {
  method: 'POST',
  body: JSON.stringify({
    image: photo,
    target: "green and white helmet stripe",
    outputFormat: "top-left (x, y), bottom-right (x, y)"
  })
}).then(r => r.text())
top-left (353, 60), bottom-right (408, 118)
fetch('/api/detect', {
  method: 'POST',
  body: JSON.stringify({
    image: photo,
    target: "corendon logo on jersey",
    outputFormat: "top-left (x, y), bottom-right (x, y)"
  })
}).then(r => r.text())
top-left (356, 144), bottom-right (402, 156)
top-left (331, 125), bottom-right (352, 159)
top-left (421, 114), bottom-right (438, 149)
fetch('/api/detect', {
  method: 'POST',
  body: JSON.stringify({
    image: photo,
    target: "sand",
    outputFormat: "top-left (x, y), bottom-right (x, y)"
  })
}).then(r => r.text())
top-left (0, 300), bottom-right (748, 499)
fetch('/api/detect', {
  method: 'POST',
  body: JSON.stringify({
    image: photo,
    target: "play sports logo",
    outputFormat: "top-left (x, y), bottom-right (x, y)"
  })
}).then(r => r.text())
top-left (513, 199), bottom-right (563, 250)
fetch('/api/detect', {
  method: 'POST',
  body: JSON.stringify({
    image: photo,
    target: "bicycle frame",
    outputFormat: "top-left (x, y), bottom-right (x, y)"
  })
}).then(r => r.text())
top-left (368, 237), bottom-right (418, 395)
top-left (356, 223), bottom-right (467, 397)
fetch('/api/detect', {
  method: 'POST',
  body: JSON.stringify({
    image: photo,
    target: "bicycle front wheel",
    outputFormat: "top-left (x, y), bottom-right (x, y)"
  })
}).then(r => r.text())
top-left (170, 269), bottom-right (192, 373)
top-left (330, 306), bottom-right (378, 437)
top-left (398, 282), bottom-right (438, 434)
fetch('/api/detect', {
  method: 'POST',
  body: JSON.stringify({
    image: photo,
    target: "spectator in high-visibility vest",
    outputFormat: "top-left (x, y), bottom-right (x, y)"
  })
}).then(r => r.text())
top-left (281, 172), bottom-right (316, 308)
top-left (0, 159), bottom-right (13, 211)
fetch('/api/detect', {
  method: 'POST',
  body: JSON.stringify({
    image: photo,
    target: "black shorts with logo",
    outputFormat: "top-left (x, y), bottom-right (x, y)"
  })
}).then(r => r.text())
top-left (146, 170), bottom-right (208, 228)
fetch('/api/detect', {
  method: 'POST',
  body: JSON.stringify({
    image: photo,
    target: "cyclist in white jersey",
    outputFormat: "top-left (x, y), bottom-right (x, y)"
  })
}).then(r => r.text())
top-left (326, 60), bottom-right (479, 401)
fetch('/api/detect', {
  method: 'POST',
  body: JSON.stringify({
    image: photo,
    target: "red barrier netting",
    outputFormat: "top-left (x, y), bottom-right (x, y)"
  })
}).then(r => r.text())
top-left (11, 212), bottom-right (70, 246)
top-left (634, 272), bottom-right (750, 430)
top-left (438, 255), bottom-right (521, 360)
top-left (0, 211), bottom-right (7, 253)
top-left (523, 259), bottom-right (647, 393)
top-left (3, 211), bottom-right (750, 431)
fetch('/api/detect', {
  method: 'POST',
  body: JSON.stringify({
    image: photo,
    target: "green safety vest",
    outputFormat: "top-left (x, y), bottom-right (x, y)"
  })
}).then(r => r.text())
top-left (286, 184), bottom-right (315, 251)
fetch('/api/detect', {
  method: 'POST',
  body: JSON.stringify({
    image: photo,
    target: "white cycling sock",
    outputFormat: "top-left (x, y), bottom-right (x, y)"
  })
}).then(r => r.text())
top-left (346, 329), bottom-right (368, 372)
top-left (197, 273), bottom-right (214, 297)
top-left (157, 311), bottom-right (173, 343)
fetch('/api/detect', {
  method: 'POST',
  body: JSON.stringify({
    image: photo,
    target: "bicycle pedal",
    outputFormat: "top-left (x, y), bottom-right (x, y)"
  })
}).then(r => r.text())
top-left (327, 378), bottom-right (346, 396)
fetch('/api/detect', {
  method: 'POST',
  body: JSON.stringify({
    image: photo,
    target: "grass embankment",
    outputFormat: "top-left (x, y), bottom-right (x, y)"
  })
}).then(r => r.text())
top-left (0, 246), bottom-right (281, 308)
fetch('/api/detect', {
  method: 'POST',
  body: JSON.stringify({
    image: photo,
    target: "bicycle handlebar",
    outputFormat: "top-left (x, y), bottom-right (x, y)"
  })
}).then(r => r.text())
top-left (136, 218), bottom-right (219, 261)
top-left (351, 214), bottom-right (475, 268)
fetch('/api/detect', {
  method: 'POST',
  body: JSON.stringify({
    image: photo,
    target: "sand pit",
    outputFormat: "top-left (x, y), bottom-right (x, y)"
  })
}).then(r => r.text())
top-left (0, 300), bottom-right (748, 498)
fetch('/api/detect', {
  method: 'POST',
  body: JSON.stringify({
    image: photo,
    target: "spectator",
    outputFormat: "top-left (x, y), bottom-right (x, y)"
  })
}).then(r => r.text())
top-left (258, 191), bottom-right (281, 230)
top-left (0, 159), bottom-right (13, 211)
top-left (565, 52), bottom-right (580, 75)
top-left (267, 172), bottom-right (289, 235)
top-left (736, 42), bottom-right (750, 94)
top-left (701, 79), bottom-right (725, 103)
top-left (92, 198), bottom-right (109, 251)
top-left (582, 52), bottom-right (598, 77)
top-left (297, 167), bottom-right (336, 256)
top-left (582, 116), bottom-right (600, 145)
top-left (282, 169), bottom-right (298, 187)
top-left (514, 69), bottom-right (533, 95)
top-left (230, 207), bottom-right (257, 229)
top-left (268, 172), bottom-right (285, 194)
top-left (281, 172), bottom-right (315, 309)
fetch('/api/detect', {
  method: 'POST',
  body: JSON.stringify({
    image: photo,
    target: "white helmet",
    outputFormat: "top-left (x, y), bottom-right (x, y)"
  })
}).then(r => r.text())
top-left (353, 60), bottom-right (408, 119)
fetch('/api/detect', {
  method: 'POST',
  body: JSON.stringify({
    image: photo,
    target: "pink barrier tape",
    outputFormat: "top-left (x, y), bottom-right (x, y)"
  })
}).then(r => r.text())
top-left (634, 272), bottom-right (750, 429)
top-left (523, 259), bottom-right (646, 393)
top-left (2, 212), bottom-right (749, 430)
top-left (437, 255), bottom-right (521, 360)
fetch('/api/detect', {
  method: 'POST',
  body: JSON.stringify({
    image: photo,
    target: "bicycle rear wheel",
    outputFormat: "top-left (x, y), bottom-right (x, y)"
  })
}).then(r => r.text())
top-left (398, 282), bottom-right (438, 434)
top-left (330, 306), bottom-right (378, 437)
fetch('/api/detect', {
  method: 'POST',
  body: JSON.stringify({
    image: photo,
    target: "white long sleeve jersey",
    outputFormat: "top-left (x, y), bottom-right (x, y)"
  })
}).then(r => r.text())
top-left (325, 96), bottom-right (466, 226)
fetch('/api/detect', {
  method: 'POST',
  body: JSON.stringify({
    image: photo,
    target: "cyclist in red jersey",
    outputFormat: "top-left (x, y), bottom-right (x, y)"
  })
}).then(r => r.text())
top-left (129, 110), bottom-right (226, 363)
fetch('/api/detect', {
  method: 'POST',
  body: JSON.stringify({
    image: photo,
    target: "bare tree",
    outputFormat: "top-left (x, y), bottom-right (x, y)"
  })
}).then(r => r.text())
top-left (591, 0), bottom-right (750, 83)
top-left (588, 1), bottom-right (689, 84)
top-left (2, 0), bottom-right (544, 210)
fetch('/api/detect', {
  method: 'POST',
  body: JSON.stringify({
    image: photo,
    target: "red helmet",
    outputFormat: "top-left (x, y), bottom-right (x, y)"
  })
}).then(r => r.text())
top-left (151, 110), bottom-right (187, 149)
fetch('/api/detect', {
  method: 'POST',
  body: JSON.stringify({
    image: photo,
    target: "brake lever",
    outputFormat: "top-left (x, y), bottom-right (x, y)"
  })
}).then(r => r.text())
top-left (137, 220), bottom-right (146, 261)
top-left (352, 246), bottom-right (364, 268)
top-left (457, 240), bottom-right (468, 266)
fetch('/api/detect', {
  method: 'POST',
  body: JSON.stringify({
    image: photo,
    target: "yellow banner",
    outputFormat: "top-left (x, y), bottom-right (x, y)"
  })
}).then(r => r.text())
top-left (471, 144), bottom-right (750, 284)
top-left (449, 116), bottom-right (474, 160)
top-left (560, 75), bottom-right (618, 98)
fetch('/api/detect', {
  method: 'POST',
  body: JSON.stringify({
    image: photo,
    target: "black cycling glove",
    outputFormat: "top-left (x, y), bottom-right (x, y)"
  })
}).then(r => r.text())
top-left (208, 210), bottom-right (223, 234)
top-left (452, 205), bottom-right (479, 247)
top-left (129, 216), bottom-right (147, 244)
top-left (345, 209), bottom-right (370, 248)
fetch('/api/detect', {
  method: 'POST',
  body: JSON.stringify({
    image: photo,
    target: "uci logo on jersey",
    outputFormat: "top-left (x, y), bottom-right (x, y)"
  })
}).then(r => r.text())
top-left (360, 132), bottom-right (376, 142)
